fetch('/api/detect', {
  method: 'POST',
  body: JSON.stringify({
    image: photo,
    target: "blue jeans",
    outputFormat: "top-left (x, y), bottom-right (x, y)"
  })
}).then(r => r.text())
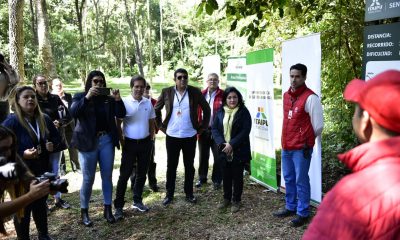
top-left (282, 148), bottom-right (313, 217)
top-left (49, 151), bottom-right (62, 199)
top-left (79, 134), bottom-right (115, 209)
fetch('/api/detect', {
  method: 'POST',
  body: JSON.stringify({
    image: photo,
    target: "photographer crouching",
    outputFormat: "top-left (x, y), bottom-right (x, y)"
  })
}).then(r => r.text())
top-left (2, 86), bottom-right (67, 240)
top-left (0, 126), bottom-right (50, 236)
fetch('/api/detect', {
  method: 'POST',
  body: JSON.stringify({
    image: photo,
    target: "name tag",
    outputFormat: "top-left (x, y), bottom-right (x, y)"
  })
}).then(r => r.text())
top-left (288, 110), bottom-right (293, 119)
top-left (177, 108), bottom-right (182, 117)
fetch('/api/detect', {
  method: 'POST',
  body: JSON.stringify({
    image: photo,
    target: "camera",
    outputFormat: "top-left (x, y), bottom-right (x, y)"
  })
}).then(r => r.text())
top-left (36, 172), bottom-right (69, 193)
top-left (97, 87), bottom-right (111, 96)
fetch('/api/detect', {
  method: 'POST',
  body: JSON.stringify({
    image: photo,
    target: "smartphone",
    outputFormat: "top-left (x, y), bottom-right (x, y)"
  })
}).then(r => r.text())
top-left (97, 87), bottom-right (111, 96)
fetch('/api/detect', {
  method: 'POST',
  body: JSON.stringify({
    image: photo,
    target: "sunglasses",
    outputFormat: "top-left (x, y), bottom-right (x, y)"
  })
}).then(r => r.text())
top-left (36, 81), bottom-right (48, 86)
top-left (92, 79), bottom-right (105, 84)
top-left (176, 75), bottom-right (188, 80)
top-left (146, 86), bottom-right (151, 90)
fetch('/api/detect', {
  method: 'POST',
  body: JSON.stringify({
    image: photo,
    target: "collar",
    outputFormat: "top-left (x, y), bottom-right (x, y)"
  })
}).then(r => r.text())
top-left (338, 136), bottom-right (400, 172)
top-left (288, 84), bottom-right (307, 98)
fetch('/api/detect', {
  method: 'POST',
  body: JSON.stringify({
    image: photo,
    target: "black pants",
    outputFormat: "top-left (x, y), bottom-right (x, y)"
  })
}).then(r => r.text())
top-left (114, 137), bottom-right (152, 207)
top-left (130, 140), bottom-right (157, 189)
top-left (223, 162), bottom-right (244, 203)
top-left (14, 195), bottom-right (48, 239)
top-left (165, 135), bottom-right (197, 198)
top-left (198, 130), bottom-right (222, 184)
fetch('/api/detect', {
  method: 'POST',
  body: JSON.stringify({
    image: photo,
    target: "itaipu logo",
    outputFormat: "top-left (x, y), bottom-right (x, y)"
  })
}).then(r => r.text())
top-left (368, 0), bottom-right (383, 13)
top-left (254, 107), bottom-right (268, 126)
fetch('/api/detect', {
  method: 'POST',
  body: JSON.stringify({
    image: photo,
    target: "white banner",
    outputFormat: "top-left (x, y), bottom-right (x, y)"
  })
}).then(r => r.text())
top-left (281, 33), bottom-right (322, 204)
top-left (202, 55), bottom-right (221, 88)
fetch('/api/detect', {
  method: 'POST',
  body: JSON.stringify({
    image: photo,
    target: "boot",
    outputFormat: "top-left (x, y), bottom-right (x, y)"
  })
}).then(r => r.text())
top-left (103, 205), bottom-right (116, 224)
top-left (80, 208), bottom-right (93, 227)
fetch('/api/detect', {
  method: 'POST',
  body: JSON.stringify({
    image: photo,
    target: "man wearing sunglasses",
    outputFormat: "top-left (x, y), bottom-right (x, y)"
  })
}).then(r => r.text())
top-left (154, 68), bottom-right (211, 206)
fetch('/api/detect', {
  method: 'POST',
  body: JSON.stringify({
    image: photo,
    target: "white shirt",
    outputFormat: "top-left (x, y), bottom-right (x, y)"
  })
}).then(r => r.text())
top-left (166, 88), bottom-right (197, 138)
top-left (205, 90), bottom-right (217, 127)
top-left (305, 94), bottom-right (324, 136)
top-left (122, 95), bottom-right (155, 139)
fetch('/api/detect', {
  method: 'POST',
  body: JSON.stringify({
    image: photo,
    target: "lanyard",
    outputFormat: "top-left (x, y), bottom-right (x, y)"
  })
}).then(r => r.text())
top-left (25, 118), bottom-right (41, 142)
top-left (175, 89), bottom-right (187, 108)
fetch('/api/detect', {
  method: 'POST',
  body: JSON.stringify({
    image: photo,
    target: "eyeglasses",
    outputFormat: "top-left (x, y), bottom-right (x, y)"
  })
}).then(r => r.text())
top-left (36, 81), bottom-right (48, 86)
top-left (92, 79), bottom-right (105, 84)
top-left (208, 78), bottom-right (218, 82)
top-left (176, 75), bottom-right (188, 81)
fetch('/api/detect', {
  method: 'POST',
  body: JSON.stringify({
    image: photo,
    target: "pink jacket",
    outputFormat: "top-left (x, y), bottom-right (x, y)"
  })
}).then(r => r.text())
top-left (303, 136), bottom-right (400, 240)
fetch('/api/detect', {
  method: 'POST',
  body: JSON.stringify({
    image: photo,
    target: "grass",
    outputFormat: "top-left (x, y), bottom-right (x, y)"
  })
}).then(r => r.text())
top-left (2, 136), bottom-right (311, 240)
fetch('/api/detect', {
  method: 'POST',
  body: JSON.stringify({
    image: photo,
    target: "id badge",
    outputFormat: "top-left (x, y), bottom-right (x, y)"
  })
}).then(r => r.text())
top-left (288, 110), bottom-right (293, 119)
top-left (177, 108), bottom-right (182, 117)
top-left (36, 144), bottom-right (42, 155)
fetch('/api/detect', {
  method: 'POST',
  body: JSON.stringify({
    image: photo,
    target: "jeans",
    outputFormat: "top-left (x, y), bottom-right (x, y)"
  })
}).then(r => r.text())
top-left (114, 137), bottom-right (152, 207)
top-left (223, 162), bottom-right (244, 202)
top-left (14, 195), bottom-right (48, 239)
top-left (198, 130), bottom-right (222, 184)
top-left (49, 151), bottom-right (62, 199)
top-left (79, 134), bottom-right (115, 209)
top-left (165, 135), bottom-right (197, 198)
top-left (282, 148), bottom-right (313, 217)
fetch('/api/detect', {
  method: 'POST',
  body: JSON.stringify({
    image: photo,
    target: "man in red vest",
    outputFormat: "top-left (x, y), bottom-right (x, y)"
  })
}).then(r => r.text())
top-left (273, 63), bottom-right (323, 227)
top-left (303, 70), bottom-right (400, 239)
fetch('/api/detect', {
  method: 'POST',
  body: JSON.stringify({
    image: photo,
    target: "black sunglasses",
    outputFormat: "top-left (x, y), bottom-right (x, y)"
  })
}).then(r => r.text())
top-left (176, 75), bottom-right (188, 80)
top-left (92, 79), bottom-right (105, 84)
top-left (146, 86), bottom-right (151, 90)
top-left (36, 81), bottom-right (48, 86)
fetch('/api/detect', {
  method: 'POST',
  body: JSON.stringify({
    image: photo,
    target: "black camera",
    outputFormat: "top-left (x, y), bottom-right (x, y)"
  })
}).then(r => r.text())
top-left (36, 172), bottom-right (69, 193)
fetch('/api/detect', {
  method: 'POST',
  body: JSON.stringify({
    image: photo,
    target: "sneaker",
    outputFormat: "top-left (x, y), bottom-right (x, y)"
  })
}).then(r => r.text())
top-left (55, 199), bottom-right (70, 209)
top-left (289, 215), bottom-right (309, 227)
top-left (273, 208), bottom-right (296, 218)
top-left (132, 202), bottom-right (149, 212)
top-left (185, 195), bottom-right (197, 204)
top-left (114, 208), bottom-right (124, 221)
top-left (218, 199), bottom-right (231, 210)
top-left (162, 197), bottom-right (173, 206)
top-left (195, 180), bottom-right (203, 188)
top-left (213, 183), bottom-right (222, 190)
top-left (149, 184), bottom-right (159, 192)
top-left (231, 202), bottom-right (240, 213)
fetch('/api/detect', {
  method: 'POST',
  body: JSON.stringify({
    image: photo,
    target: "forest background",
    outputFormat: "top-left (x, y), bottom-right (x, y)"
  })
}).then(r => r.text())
top-left (1, 0), bottom-right (367, 192)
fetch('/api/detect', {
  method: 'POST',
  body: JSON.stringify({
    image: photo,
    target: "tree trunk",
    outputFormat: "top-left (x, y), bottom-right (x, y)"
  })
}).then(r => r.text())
top-left (159, 0), bottom-right (164, 79)
top-left (29, 0), bottom-right (38, 46)
top-left (36, 0), bottom-right (56, 77)
top-left (75, 0), bottom-right (87, 81)
top-left (147, 0), bottom-right (153, 83)
top-left (8, 0), bottom-right (25, 82)
top-left (124, 0), bottom-right (144, 76)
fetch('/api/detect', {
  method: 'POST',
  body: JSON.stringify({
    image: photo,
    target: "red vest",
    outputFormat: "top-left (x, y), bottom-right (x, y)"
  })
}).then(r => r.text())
top-left (282, 85), bottom-right (316, 150)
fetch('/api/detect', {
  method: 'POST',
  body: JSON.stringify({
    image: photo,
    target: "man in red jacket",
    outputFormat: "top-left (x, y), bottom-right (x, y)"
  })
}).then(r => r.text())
top-left (196, 73), bottom-right (224, 190)
top-left (303, 70), bottom-right (400, 239)
top-left (273, 63), bottom-right (323, 227)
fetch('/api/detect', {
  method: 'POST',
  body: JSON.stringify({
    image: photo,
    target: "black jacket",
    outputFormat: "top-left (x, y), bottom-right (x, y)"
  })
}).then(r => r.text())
top-left (70, 92), bottom-right (126, 152)
top-left (211, 105), bottom-right (252, 165)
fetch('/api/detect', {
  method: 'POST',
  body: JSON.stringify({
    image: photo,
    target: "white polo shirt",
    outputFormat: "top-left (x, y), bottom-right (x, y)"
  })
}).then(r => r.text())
top-left (122, 95), bottom-right (155, 139)
top-left (166, 88), bottom-right (197, 138)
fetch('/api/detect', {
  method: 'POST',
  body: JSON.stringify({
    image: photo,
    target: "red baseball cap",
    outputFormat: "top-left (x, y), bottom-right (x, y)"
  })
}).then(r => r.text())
top-left (344, 70), bottom-right (400, 133)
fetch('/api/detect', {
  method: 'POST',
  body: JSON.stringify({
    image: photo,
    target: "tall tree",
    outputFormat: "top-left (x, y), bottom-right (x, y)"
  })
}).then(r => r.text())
top-left (125, 0), bottom-right (144, 76)
top-left (8, 0), bottom-right (25, 82)
top-left (36, 0), bottom-right (56, 77)
top-left (75, 0), bottom-right (87, 80)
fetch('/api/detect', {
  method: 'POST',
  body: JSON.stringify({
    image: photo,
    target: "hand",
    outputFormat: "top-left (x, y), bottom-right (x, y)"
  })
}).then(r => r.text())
top-left (27, 180), bottom-right (50, 201)
top-left (45, 141), bottom-right (54, 152)
top-left (222, 143), bottom-right (233, 156)
top-left (23, 148), bottom-right (38, 159)
top-left (53, 120), bottom-right (61, 128)
top-left (111, 89), bottom-right (121, 101)
top-left (85, 86), bottom-right (100, 100)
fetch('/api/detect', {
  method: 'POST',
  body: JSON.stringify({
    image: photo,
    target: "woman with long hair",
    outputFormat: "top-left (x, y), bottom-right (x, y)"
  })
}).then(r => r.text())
top-left (0, 125), bottom-right (50, 236)
top-left (70, 70), bottom-right (125, 226)
top-left (211, 87), bottom-right (252, 213)
top-left (2, 86), bottom-right (63, 240)
top-left (33, 74), bottom-right (70, 209)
